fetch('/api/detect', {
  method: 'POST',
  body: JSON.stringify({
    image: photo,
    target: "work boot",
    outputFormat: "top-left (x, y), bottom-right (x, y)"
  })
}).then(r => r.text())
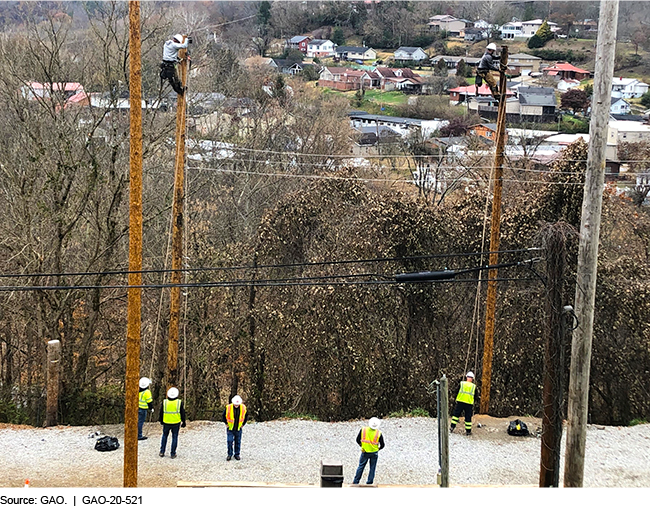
top-left (234, 455), bottom-right (241, 461)
top-left (138, 436), bottom-right (148, 441)
top-left (171, 454), bottom-right (177, 459)
top-left (226, 456), bottom-right (232, 461)
top-left (159, 452), bottom-right (164, 457)
top-left (466, 430), bottom-right (472, 436)
top-left (450, 425), bottom-right (455, 433)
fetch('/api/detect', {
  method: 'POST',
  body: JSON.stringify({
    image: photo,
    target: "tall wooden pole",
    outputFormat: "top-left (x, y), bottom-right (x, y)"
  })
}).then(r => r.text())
top-left (124, 0), bottom-right (143, 488)
top-left (539, 225), bottom-right (568, 487)
top-left (45, 340), bottom-right (60, 427)
top-left (479, 46), bottom-right (508, 414)
top-left (439, 375), bottom-right (449, 488)
top-left (564, 0), bottom-right (619, 488)
top-left (167, 50), bottom-right (188, 388)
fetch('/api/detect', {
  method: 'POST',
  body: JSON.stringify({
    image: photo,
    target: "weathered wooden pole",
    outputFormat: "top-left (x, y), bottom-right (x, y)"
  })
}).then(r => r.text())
top-left (539, 224), bottom-right (568, 487)
top-left (479, 45), bottom-right (508, 414)
top-left (564, 0), bottom-right (619, 488)
top-left (45, 340), bottom-right (60, 427)
top-left (124, 0), bottom-right (143, 488)
top-left (440, 375), bottom-right (449, 488)
top-left (167, 49), bottom-right (189, 388)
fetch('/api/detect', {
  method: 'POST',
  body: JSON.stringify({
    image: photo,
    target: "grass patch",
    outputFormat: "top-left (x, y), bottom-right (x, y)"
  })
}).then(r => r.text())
top-left (629, 418), bottom-right (648, 427)
top-left (281, 411), bottom-right (319, 421)
top-left (362, 89), bottom-right (409, 105)
top-left (388, 408), bottom-right (430, 418)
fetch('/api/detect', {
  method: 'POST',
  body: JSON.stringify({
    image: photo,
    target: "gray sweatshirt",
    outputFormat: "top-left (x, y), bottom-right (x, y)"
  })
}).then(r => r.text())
top-left (478, 51), bottom-right (500, 72)
top-left (162, 38), bottom-right (189, 62)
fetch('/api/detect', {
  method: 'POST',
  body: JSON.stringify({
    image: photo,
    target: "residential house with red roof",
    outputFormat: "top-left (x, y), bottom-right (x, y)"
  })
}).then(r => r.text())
top-left (448, 83), bottom-right (515, 104)
top-left (542, 63), bottom-right (590, 81)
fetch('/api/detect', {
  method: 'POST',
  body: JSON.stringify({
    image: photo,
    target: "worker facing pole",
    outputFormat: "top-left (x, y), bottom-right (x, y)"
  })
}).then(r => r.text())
top-left (124, 0), bottom-right (143, 488)
top-left (564, 0), bottom-right (619, 488)
top-left (480, 45), bottom-right (509, 414)
top-left (167, 42), bottom-right (189, 389)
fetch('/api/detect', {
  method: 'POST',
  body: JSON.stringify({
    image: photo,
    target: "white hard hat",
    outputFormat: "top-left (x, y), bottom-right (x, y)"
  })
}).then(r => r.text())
top-left (139, 377), bottom-right (151, 389)
top-left (486, 43), bottom-right (497, 51)
top-left (167, 387), bottom-right (179, 399)
top-left (466, 371), bottom-right (475, 378)
top-left (369, 417), bottom-right (381, 430)
top-left (173, 33), bottom-right (184, 43)
top-left (232, 395), bottom-right (243, 406)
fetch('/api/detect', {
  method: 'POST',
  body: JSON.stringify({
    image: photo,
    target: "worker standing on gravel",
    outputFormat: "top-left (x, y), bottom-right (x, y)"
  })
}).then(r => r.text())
top-left (158, 387), bottom-right (186, 459)
top-left (138, 377), bottom-right (154, 441)
top-left (352, 417), bottom-right (385, 485)
top-left (450, 371), bottom-right (476, 435)
top-left (222, 395), bottom-right (248, 461)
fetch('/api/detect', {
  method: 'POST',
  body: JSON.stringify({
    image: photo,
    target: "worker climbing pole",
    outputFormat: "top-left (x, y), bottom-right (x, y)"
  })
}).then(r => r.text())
top-left (167, 35), bottom-right (190, 389)
top-left (479, 45), bottom-right (509, 415)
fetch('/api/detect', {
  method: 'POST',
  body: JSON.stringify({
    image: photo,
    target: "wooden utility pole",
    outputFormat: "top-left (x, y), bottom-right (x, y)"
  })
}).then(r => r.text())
top-left (564, 0), bottom-right (619, 488)
top-left (479, 45), bottom-right (508, 414)
top-left (539, 224), bottom-right (569, 487)
top-left (440, 375), bottom-right (449, 488)
top-left (46, 340), bottom-right (60, 427)
top-left (124, 0), bottom-right (143, 488)
top-left (167, 48), bottom-right (189, 388)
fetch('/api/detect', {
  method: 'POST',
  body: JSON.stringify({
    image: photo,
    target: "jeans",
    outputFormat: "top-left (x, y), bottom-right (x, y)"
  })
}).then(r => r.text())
top-left (353, 452), bottom-right (378, 484)
top-left (138, 408), bottom-right (147, 438)
top-left (160, 423), bottom-right (180, 455)
top-left (227, 428), bottom-right (242, 457)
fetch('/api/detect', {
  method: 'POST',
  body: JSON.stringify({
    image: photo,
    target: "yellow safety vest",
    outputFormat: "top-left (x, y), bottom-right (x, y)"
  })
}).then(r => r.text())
top-left (138, 389), bottom-right (152, 410)
top-left (163, 399), bottom-right (181, 424)
top-left (456, 381), bottom-right (476, 405)
top-left (226, 403), bottom-right (247, 431)
top-left (360, 427), bottom-right (381, 453)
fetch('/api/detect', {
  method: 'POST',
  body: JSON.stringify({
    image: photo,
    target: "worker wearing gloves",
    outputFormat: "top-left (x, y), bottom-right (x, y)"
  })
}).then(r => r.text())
top-left (450, 371), bottom-right (477, 435)
top-left (160, 33), bottom-right (191, 95)
top-left (476, 43), bottom-right (506, 100)
top-left (222, 395), bottom-right (248, 461)
top-left (137, 377), bottom-right (154, 440)
top-left (158, 387), bottom-right (186, 458)
top-left (352, 417), bottom-right (385, 485)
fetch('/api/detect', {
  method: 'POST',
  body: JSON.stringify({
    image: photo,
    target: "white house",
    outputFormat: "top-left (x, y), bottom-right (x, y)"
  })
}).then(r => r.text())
top-left (307, 39), bottom-right (336, 58)
top-left (611, 77), bottom-right (649, 99)
top-left (500, 22), bottom-right (523, 39)
top-left (557, 79), bottom-right (581, 92)
top-left (335, 46), bottom-right (377, 61)
top-left (610, 97), bottom-right (631, 115)
top-left (521, 19), bottom-right (559, 37)
top-left (393, 47), bottom-right (428, 62)
top-left (348, 112), bottom-right (447, 138)
top-left (428, 15), bottom-right (467, 36)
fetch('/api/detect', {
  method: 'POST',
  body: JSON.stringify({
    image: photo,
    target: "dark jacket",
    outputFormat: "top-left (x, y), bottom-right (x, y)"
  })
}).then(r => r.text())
top-left (478, 51), bottom-right (500, 72)
top-left (222, 405), bottom-right (249, 430)
top-left (356, 429), bottom-right (385, 451)
top-left (158, 398), bottom-right (186, 425)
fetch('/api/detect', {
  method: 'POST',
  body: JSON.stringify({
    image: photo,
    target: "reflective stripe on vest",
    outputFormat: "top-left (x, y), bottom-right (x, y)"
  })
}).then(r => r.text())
top-left (163, 399), bottom-right (181, 424)
top-left (139, 389), bottom-right (152, 409)
top-left (360, 427), bottom-right (381, 453)
top-left (226, 403), bottom-right (247, 431)
top-left (456, 381), bottom-right (476, 405)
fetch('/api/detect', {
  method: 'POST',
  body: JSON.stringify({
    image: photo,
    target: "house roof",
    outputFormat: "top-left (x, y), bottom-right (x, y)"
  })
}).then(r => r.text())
top-left (543, 62), bottom-right (589, 74)
top-left (432, 55), bottom-right (481, 64)
top-left (448, 84), bottom-right (515, 96)
top-left (309, 39), bottom-right (332, 46)
top-left (289, 35), bottom-right (310, 43)
top-left (324, 67), bottom-right (371, 78)
top-left (611, 97), bottom-right (629, 106)
top-left (509, 53), bottom-right (542, 60)
top-left (336, 46), bottom-right (372, 53)
top-left (395, 47), bottom-right (424, 54)
top-left (522, 19), bottom-right (558, 26)
top-left (25, 81), bottom-right (83, 92)
top-left (471, 123), bottom-right (498, 131)
top-left (374, 67), bottom-right (422, 80)
top-left (429, 15), bottom-right (457, 21)
top-left (348, 112), bottom-right (424, 126)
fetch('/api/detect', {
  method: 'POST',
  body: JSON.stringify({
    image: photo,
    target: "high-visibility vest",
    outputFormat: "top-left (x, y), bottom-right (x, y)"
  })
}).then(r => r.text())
top-left (225, 403), bottom-right (247, 431)
top-left (139, 389), bottom-right (152, 410)
top-left (360, 427), bottom-right (381, 453)
top-left (456, 381), bottom-right (476, 405)
top-left (163, 399), bottom-right (181, 424)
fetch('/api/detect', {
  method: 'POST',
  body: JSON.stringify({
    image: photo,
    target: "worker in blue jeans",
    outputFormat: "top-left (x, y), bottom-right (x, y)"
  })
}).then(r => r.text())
top-left (158, 387), bottom-right (186, 458)
top-left (222, 395), bottom-right (248, 461)
top-left (352, 417), bottom-right (385, 485)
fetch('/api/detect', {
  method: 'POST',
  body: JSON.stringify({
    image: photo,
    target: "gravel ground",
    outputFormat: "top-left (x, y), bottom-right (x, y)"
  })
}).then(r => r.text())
top-left (1, 415), bottom-right (649, 488)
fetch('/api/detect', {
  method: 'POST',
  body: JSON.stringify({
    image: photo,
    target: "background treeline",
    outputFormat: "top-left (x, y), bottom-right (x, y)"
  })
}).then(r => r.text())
top-left (0, 3), bottom-right (648, 428)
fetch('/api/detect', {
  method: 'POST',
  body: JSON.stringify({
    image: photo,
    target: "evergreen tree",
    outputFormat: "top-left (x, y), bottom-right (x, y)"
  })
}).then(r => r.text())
top-left (332, 27), bottom-right (345, 46)
top-left (536, 20), bottom-right (554, 43)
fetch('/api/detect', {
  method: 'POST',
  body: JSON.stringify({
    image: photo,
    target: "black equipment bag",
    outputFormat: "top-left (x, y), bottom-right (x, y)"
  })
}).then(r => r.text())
top-left (475, 72), bottom-right (483, 87)
top-left (95, 435), bottom-right (120, 452)
top-left (507, 419), bottom-right (529, 437)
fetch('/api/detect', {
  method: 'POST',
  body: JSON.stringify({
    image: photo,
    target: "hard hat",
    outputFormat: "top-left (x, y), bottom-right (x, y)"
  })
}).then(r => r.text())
top-left (232, 395), bottom-right (243, 406)
top-left (486, 43), bottom-right (497, 51)
top-left (173, 34), bottom-right (184, 43)
top-left (167, 387), bottom-right (179, 399)
top-left (466, 371), bottom-right (475, 378)
top-left (369, 417), bottom-right (381, 430)
top-left (139, 377), bottom-right (151, 389)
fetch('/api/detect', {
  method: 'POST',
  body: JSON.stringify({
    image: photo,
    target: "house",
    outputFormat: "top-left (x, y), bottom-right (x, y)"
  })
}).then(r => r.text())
top-left (508, 53), bottom-right (542, 75)
top-left (427, 15), bottom-right (467, 37)
top-left (448, 83), bottom-right (515, 105)
top-left (348, 111), bottom-right (447, 138)
top-left (287, 35), bottom-right (312, 54)
top-left (557, 78), bottom-right (581, 92)
top-left (500, 21), bottom-right (523, 39)
top-left (318, 67), bottom-right (377, 91)
top-left (431, 55), bottom-right (481, 70)
top-left (373, 67), bottom-right (425, 93)
top-left (393, 47), bottom-right (428, 62)
top-left (610, 97), bottom-right (631, 115)
top-left (466, 86), bottom-right (557, 123)
top-left (306, 39), bottom-right (336, 58)
top-left (469, 123), bottom-right (502, 142)
top-left (606, 120), bottom-right (650, 160)
top-left (611, 77), bottom-right (649, 99)
top-left (89, 92), bottom-right (163, 110)
top-left (542, 62), bottom-right (590, 81)
top-left (520, 19), bottom-right (560, 37)
top-left (269, 59), bottom-right (315, 75)
top-left (464, 27), bottom-right (487, 42)
top-left (22, 81), bottom-right (90, 107)
top-left (335, 46), bottom-right (377, 62)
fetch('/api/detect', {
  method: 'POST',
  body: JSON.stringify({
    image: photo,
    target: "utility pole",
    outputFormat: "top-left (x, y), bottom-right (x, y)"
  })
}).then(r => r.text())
top-left (539, 224), bottom-right (568, 487)
top-left (124, 0), bottom-right (143, 488)
top-left (167, 48), bottom-right (189, 388)
top-left (564, 0), bottom-right (619, 488)
top-left (439, 375), bottom-right (449, 488)
top-left (46, 340), bottom-right (60, 427)
top-left (480, 45), bottom-right (508, 414)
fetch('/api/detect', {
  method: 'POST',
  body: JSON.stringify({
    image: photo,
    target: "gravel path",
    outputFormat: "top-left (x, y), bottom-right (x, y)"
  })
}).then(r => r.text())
top-left (1, 416), bottom-right (649, 487)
